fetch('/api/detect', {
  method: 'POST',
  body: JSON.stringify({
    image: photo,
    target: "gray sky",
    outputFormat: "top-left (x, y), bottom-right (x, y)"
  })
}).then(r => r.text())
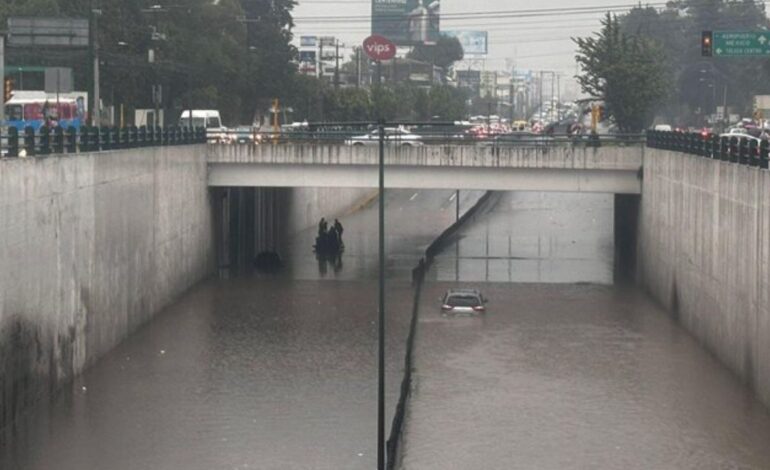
top-left (292, 0), bottom-right (640, 97)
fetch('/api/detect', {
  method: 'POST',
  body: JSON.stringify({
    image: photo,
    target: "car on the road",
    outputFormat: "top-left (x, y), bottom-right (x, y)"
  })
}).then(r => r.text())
top-left (440, 288), bottom-right (487, 315)
top-left (718, 132), bottom-right (763, 144)
top-left (344, 127), bottom-right (423, 147)
top-left (179, 109), bottom-right (229, 143)
top-left (230, 126), bottom-right (259, 144)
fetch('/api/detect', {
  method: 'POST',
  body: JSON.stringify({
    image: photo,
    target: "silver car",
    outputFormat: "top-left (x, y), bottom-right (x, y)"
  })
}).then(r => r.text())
top-left (344, 127), bottom-right (423, 147)
top-left (440, 288), bottom-right (487, 315)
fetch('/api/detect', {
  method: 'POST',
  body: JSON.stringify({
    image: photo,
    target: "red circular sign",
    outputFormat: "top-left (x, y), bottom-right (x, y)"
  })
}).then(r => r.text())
top-left (363, 35), bottom-right (396, 61)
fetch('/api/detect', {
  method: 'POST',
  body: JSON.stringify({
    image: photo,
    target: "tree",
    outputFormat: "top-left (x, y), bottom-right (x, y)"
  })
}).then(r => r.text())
top-left (574, 13), bottom-right (669, 132)
top-left (617, 1), bottom-right (770, 125)
top-left (406, 36), bottom-right (463, 71)
top-left (5, 0), bottom-right (300, 126)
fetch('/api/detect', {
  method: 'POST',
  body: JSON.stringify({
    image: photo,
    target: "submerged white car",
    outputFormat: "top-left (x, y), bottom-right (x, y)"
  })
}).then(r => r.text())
top-left (344, 127), bottom-right (423, 147)
top-left (440, 288), bottom-right (487, 315)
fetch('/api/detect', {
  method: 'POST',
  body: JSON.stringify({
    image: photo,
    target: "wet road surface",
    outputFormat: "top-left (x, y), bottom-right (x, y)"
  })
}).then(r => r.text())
top-left (0, 188), bottom-right (481, 470)
top-left (399, 192), bottom-right (770, 469)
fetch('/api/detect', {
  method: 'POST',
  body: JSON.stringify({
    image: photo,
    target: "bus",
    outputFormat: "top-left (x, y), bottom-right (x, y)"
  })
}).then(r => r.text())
top-left (3, 91), bottom-right (89, 131)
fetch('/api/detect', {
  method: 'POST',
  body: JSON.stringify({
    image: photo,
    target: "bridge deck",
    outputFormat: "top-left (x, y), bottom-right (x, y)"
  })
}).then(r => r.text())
top-left (207, 143), bottom-right (644, 194)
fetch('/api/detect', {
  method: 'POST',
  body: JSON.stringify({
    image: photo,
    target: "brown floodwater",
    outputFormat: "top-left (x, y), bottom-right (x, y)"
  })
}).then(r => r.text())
top-left (399, 192), bottom-right (770, 469)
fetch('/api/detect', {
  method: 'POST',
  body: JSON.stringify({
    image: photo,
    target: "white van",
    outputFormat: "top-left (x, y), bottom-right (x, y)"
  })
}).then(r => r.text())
top-left (179, 110), bottom-right (228, 143)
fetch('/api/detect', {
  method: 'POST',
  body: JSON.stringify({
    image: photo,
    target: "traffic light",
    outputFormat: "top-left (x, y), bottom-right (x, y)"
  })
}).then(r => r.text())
top-left (702, 30), bottom-right (713, 57)
top-left (3, 78), bottom-right (13, 103)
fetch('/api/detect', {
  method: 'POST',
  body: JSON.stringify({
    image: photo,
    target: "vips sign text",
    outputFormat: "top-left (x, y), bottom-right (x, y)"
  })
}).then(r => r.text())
top-left (363, 35), bottom-right (397, 61)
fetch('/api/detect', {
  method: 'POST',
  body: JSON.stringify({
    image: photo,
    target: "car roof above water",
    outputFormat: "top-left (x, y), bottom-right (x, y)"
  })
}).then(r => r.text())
top-left (446, 288), bottom-right (482, 295)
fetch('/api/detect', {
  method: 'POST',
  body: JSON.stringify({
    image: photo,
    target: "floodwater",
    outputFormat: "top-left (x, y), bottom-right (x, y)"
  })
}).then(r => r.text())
top-left (0, 188), bottom-right (480, 470)
top-left (399, 192), bottom-right (770, 469)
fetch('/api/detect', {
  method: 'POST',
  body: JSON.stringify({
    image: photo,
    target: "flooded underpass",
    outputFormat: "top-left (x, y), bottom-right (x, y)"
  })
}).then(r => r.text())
top-left (399, 192), bottom-right (770, 469)
top-left (0, 187), bottom-right (481, 470)
top-left (3, 188), bottom-right (770, 470)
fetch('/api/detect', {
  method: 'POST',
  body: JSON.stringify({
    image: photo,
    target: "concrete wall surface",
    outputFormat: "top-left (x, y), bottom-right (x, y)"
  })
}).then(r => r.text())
top-left (286, 187), bottom-right (376, 234)
top-left (638, 149), bottom-right (770, 407)
top-left (0, 145), bottom-right (214, 429)
top-left (209, 142), bottom-right (644, 171)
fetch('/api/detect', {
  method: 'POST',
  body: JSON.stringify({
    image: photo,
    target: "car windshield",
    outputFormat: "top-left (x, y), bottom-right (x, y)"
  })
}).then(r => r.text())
top-left (446, 295), bottom-right (481, 307)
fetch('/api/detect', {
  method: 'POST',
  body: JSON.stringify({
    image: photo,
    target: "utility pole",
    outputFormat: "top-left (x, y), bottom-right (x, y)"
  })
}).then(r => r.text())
top-left (0, 34), bottom-right (5, 125)
top-left (556, 74), bottom-right (561, 121)
top-left (550, 71), bottom-right (555, 122)
top-left (334, 39), bottom-right (341, 89)
top-left (319, 43), bottom-right (324, 80)
top-left (538, 71), bottom-right (543, 121)
top-left (90, 5), bottom-right (101, 126)
top-left (355, 47), bottom-right (361, 88)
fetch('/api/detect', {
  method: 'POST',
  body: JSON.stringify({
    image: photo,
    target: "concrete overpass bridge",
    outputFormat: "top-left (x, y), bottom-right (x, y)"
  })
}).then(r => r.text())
top-left (207, 143), bottom-right (644, 194)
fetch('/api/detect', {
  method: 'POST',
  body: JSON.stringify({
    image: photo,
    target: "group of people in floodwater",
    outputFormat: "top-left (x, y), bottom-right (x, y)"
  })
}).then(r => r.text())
top-left (315, 217), bottom-right (344, 255)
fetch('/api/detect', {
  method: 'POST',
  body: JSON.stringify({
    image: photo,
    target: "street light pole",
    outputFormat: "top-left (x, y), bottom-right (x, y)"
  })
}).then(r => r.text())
top-left (0, 34), bottom-right (5, 125)
top-left (377, 117), bottom-right (386, 470)
top-left (90, 6), bottom-right (102, 126)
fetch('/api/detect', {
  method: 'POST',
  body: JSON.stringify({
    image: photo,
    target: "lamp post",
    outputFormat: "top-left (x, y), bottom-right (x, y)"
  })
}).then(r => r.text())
top-left (363, 33), bottom-right (396, 470)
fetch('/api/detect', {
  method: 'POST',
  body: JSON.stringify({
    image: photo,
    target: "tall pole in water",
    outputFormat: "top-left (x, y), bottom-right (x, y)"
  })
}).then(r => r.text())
top-left (377, 115), bottom-right (385, 470)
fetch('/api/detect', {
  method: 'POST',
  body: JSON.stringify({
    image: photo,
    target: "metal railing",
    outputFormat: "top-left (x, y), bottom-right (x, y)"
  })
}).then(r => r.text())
top-left (0, 125), bottom-right (207, 158)
top-left (646, 130), bottom-right (770, 169)
top-left (215, 124), bottom-right (644, 147)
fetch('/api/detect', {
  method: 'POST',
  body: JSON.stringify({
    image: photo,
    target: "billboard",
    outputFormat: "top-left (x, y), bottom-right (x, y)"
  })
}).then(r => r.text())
top-left (319, 36), bottom-right (336, 47)
top-left (300, 36), bottom-right (317, 47)
top-left (299, 50), bottom-right (317, 63)
top-left (372, 0), bottom-right (440, 46)
top-left (8, 17), bottom-right (89, 48)
top-left (443, 31), bottom-right (487, 56)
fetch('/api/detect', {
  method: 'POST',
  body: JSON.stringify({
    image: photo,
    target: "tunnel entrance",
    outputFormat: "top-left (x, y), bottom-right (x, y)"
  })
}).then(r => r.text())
top-left (613, 194), bottom-right (640, 283)
top-left (211, 187), bottom-right (289, 276)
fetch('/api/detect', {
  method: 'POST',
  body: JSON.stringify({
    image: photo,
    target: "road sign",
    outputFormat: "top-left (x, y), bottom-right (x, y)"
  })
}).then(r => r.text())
top-left (363, 35), bottom-right (396, 61)
top-left (712, 31), bottom-right (770, 57)
top-left (8, 17), bottom-right (89, 48)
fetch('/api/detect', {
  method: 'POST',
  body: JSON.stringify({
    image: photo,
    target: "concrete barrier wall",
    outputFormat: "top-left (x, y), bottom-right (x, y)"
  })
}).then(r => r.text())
top-left (0, 145), bottom-right (214, 429)
top-left (285, 188), bottom-right (376, 234)
top-left (638, 148), bottom-right (770, 407)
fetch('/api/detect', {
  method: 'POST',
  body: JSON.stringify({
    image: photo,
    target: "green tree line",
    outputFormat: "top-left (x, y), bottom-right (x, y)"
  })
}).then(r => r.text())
top-left (286, 76), bottom-right (469, 122)
top-left (2, 0), bottom-right (297, 126)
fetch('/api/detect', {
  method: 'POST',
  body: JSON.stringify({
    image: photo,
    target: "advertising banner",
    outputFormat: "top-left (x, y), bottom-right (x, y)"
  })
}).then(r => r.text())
top-left (299, 50), bottom-right (317, 63)
top-left (300, 36), bottom-right (317, 47)
top-left (443, 31), bottom-right (487, 56)
top-left (372, 0), bottom-right (440, 46)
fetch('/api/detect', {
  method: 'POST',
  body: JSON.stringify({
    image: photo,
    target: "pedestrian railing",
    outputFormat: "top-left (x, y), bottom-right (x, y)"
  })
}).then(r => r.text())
top-left (646, 130), bottom-right (770, 169)
top-left (0, 125), bottom-right (207, 158)
top-left (216, 126), bottom-right (644, 147)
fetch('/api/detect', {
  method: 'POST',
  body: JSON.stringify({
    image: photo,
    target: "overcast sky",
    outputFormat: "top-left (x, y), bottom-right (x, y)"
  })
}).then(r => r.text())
top-left (292, 0), bottom-right (641, 97)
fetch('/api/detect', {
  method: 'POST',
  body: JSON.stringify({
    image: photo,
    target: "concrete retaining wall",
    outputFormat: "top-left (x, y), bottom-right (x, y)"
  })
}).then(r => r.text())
top-left (285, 187), bottom-right (376, 234)
top-left (638, 148), bottom-right (770, 407)
top-left (0, 145), bottom-right (214, 429)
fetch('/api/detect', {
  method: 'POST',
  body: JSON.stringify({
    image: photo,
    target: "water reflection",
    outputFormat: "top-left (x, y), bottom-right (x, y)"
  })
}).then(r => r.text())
top-left (433, 192), bottom-right (614, 284)
top-left (315, 252), bottom-right (344, 276)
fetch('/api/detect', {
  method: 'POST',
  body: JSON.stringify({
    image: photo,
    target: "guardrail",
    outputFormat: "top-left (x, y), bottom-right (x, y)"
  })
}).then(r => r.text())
top-left (217, 128), bottom-right (645, 147)
top-left (646, 130), bottom-right (770, 169)
top-left (0, 125), bottom-right (207, 158)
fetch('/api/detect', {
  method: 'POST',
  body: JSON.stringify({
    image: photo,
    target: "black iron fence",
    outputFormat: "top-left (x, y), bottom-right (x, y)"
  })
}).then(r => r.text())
top-left (646, 130), bottom-right (770, 169)
top-left (0, 125), bottom-right (207, 158)
top-left (219, 126), bottom-right (644, 147)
